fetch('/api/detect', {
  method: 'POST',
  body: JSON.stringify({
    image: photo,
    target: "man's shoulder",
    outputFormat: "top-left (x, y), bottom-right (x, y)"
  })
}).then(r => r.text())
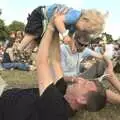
top-left (36, 84), bottom-right (69, 119)
top-left (39, 84), bottom-right (64, 101)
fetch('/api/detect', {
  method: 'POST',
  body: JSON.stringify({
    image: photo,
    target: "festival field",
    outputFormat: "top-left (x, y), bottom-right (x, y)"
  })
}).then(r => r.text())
top-left (1, 70), bottom-right (120, 120)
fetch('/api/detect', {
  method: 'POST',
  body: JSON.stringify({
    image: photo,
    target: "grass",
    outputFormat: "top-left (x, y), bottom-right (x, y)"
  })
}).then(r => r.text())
top-left (1, 70), bottom-right (120, 120)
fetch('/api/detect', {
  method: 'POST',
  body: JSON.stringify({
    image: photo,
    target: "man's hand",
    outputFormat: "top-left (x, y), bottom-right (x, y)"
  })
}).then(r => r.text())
top-left (64, 35), bottom-right (77, 53)
top-left (52, 7), bottom-right (69, 24)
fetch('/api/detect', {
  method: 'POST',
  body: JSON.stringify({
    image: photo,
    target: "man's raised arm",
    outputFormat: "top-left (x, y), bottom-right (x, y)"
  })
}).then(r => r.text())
top-left (36, 23), bottom-right (55, 95)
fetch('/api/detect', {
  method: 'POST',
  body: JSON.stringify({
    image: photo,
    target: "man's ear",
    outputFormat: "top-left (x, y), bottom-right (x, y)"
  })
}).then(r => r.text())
top-left (76, 96), bottom-right (87, 105)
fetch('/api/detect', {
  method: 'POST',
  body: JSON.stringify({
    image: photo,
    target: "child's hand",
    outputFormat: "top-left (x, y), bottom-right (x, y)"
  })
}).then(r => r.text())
top-left (63, 35), bottom-right (72, 44)
top-left (64, 36), bottom-right (77, 53)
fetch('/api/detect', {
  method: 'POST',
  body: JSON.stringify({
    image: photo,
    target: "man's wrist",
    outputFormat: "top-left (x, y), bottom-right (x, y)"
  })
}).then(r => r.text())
top-left (47, 24), bottom-right (55, 32)
top-left (60, 29), bottom-right (69, 40)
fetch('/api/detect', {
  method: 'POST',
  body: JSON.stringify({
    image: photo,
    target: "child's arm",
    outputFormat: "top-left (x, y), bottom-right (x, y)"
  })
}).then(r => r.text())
top-left (54, 14), bottom-right (75, 51)
top-left (36, 23), bottom-right (55, 95)
top-left (54, 14), bottom-right (66, 34)
top-left (54, 15), bottom-right (72, 41)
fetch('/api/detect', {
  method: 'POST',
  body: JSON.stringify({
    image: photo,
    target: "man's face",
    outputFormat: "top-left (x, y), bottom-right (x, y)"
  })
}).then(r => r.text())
top-left (68, 77), bottom-right (97, 99)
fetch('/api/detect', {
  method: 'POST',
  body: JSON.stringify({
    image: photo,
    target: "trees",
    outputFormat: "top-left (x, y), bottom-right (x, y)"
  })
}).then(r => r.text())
top-left (0, 19), bottom-right (25, 42)
top-left (102, 32), bottom-right (113, 43)
top-left (0, 9), bottom-right (25, 42)
top-left (0, 19), bottom-right (9, 41)
top-left (0, 9), bottom-right (2, 15)
top-left (8, 21), bottom-right (25, 32)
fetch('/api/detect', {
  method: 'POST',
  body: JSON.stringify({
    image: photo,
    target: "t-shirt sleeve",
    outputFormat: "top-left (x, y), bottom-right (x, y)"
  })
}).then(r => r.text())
top-left (64, 9), bottom-right (81, 25)
top-left (82, 47), bottom-right (93, 58)
top-left (55, 77), bottom-right (67, 95)
top-left (36, 83), bottom-right (69, 120)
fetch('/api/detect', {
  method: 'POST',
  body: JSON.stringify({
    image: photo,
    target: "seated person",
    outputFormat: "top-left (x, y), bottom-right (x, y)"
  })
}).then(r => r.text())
top-left (60, 31), bottom-right (103, 76)
top-left (1, 41), bottom-right (35, 71)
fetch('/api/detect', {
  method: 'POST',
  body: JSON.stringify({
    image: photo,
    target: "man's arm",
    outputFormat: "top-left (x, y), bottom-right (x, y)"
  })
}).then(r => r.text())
top-left (36, 24), bottom-right (55, 95)
top-left (54, 15), bottom-right (66, 34)
top-left (106, 89), bottom-right (120, 104)
top-left (104, 57), bottom-right (120, 92)
top-left (104, 57), bottom-right (120, 104)
top-left (54, 13), bottom-right (75, 51)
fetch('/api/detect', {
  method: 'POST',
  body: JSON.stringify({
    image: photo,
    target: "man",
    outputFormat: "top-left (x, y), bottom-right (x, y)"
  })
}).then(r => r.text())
top-left (0, 21), bottom-right (120, 120)
top-left (0, 22), bottom-right (106, 120)
top-left (35, 22), bottom-right (107, 118)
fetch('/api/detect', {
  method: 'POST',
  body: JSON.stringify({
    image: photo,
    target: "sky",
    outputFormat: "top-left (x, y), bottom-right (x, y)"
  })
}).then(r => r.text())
top-left (0, 0), bottom-right (120, 39)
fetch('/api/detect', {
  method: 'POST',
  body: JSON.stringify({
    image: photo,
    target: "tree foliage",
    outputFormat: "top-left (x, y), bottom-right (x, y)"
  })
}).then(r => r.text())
top-left (102, 32), bottom-right (113, 43)
top-left (0, 19), bottom-right (9, 41)
top-left (0, 19), bottom-right (25, 42)
top-left (8, 20), bottom-right (25, 32)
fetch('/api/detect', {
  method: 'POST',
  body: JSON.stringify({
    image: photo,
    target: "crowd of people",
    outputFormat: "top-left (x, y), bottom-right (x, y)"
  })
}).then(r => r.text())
top-left (0, 3), bottom-right (120, 120)
top-left (0, 31), bottom-right (36, 71)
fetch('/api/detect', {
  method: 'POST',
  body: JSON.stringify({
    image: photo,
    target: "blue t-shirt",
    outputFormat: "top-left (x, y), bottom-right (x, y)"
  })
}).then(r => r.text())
top-left (60, 44), bottom-right (94, 76)
top-left (47, 4), bottom-right (81, 33)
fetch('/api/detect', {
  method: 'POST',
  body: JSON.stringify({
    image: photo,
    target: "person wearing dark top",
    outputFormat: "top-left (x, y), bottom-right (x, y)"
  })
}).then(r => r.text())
top-left (1, 40), bottom-right (30, 71)
top-left (0, 21), bottom-right (106, 120)
top-left (1, 19), bottom-right (120, 120)
top-left (0, 77), bottom-right (71, 120)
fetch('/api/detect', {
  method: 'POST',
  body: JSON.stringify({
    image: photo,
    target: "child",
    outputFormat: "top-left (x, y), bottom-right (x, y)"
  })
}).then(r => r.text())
top-left (18, 4), bottom-right (106, 52)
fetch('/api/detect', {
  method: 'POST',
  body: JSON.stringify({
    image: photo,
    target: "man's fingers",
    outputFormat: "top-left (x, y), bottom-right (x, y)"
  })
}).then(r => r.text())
top-left (54, 6), bottom-right (69, 15)
top-left (59, 7), bottom-right (69, 14)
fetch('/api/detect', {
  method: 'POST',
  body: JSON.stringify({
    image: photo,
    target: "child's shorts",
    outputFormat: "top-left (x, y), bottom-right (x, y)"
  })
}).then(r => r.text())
top-left (25, 6), bottom-right (45, 42)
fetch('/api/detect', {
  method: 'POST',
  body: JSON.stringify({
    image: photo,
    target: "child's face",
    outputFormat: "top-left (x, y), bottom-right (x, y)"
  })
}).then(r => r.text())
top-left (76, 20), bottom-right (93, 34)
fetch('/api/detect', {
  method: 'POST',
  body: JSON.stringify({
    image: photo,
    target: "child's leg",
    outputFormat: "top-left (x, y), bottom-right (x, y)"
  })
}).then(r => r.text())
top-left (19, 6), bottom-right (44, 51)
top-left (18, 34), bottom-right (36, 51)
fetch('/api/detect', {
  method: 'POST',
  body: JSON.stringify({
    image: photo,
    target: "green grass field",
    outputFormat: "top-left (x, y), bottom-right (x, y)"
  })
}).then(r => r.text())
top-left (1, 70), bottom-right (120, 120)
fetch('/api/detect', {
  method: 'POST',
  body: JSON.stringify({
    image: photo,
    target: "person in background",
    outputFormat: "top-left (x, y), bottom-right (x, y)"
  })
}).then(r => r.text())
top-left (60, 31), bottom-right (103, 77)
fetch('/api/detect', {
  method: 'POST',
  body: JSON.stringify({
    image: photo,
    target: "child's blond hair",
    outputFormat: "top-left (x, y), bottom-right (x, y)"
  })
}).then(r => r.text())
top-left (80, 9), bottom-right (107, 36)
